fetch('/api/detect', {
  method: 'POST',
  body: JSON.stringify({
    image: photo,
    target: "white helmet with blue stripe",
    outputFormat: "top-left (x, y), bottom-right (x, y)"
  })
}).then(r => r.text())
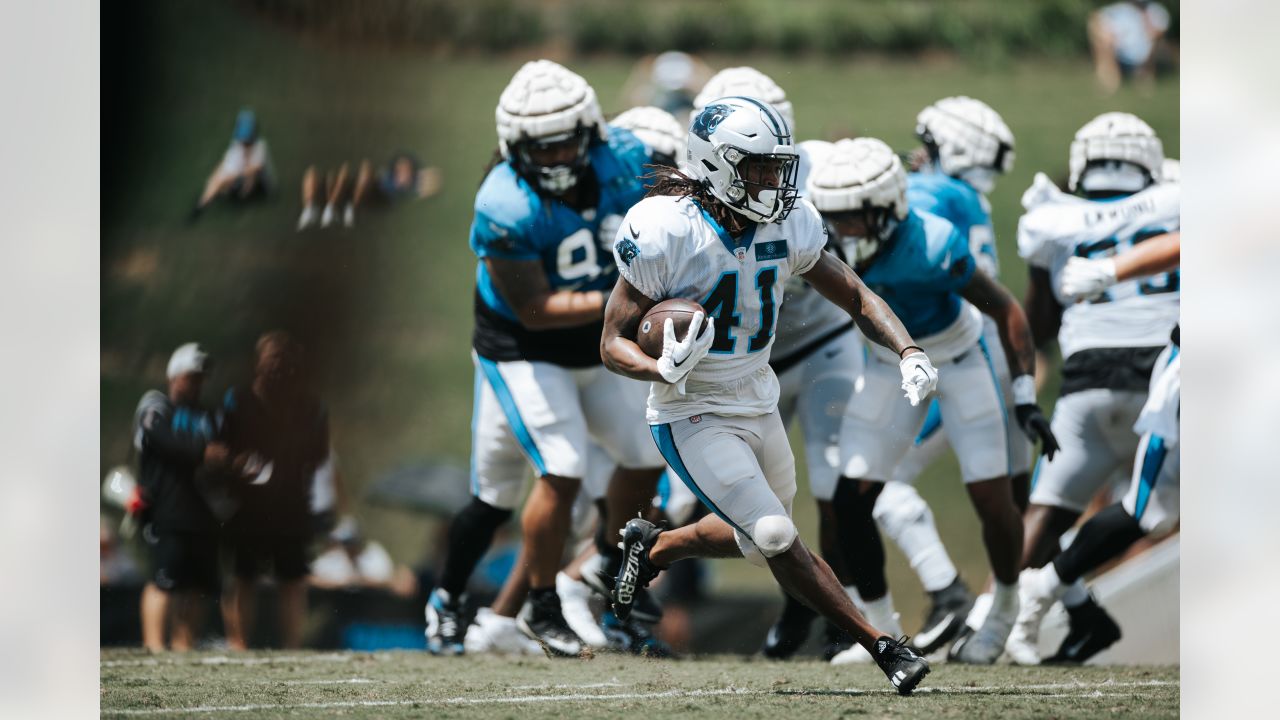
top-left (686, 96), bottom-right (799, 224)
top-left (693, 67), bottom-right (795, 137)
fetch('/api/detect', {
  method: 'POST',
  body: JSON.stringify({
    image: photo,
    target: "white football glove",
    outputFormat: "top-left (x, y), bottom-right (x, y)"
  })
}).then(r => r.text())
top-left (655, 312), bottom-right (715, 395)
top-left (899, 351), bottom-right (939, 406)
top-left (1059, 256), bottom-right (1117, 302)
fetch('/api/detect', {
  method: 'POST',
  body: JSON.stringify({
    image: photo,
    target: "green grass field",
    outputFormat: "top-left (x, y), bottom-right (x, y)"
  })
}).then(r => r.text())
top-left (100, 649), bottom-right (1179, 718)
top-left (102, 0), bottom-right (1179, 623)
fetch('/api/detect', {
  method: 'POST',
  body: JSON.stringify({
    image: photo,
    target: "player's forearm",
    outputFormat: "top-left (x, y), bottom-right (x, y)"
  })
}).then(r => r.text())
top-left (1024, 268), bottom-right (1061, 350)
top-left (992, 300), bottom-right (1036, 380)
top-left (1112, 231), bottom-right (1180, 281)
top-left (518, 289), bottom-right (605, 330)
top-left (601, 336), bottom-right (664, 382)
top-left (851, 292), bottom-right (915, 357)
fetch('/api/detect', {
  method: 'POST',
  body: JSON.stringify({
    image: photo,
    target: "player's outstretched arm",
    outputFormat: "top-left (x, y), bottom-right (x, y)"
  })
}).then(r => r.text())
top-left (485, 257), bottom-right (606, 330)
top-left (802, 250), bottom-right (915, 355)
top-left (601, 278), bottom-right (665, 381)
top-left (1060, 230), bottom-right (1180, 301)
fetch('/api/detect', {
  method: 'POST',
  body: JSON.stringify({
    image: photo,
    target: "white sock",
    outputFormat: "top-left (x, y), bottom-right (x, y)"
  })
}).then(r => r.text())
top-left (863, 592), bottom-right (901, 635)
top-left (992, 580), bottom-right (1019, 618)
top-left (967, 592), bottom-right (993, 630)
top-left (1061, 579), bottom-right (1089, 608)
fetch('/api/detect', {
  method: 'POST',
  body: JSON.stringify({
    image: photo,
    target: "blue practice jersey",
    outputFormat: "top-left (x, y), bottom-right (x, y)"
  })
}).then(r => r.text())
top-left (860, 209), bottom-right (977, 340)
top-left (470, 125), bottom-right (650, 366)
top-left (907, 169), bottom-right (998, 278)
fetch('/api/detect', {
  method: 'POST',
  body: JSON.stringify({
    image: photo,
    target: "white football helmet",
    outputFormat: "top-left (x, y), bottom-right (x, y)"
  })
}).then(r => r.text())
top-left (808, 137), bottom-right (908, 267)
top-left (495, 60), bottom-right (607, 193)
top-left (687, 96), bottom-right (799, 224)
top-left (611, 106), bottom-right (685, 168)
top-left (1068, 111), bottom-right (1163, 193)
top-left (916, 96), bottom-right (1014, 193)
top-left (693, 67), bottom-right (795, 137)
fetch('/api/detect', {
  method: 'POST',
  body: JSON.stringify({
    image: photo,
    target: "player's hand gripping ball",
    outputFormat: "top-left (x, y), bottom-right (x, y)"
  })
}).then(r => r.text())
top-left (636, 299), bottom-right (708, 358)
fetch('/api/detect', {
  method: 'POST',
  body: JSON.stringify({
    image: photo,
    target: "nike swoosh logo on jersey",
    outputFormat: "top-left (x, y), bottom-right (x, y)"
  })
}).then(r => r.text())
top-left (629, 223), bottom-right (640, 239)
top-left (912, 613), bottom-right (955, 649)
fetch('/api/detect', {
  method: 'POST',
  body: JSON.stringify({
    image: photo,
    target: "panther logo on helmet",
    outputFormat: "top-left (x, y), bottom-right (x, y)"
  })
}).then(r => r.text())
top-left (691, 103), bottom-right (735, 142)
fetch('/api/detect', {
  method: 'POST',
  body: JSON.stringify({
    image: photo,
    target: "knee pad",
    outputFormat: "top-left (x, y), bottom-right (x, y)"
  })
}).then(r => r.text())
top-left (752, 515), bottom-right (799, 558)
top-left (872, 482), bottom-right (930, 538)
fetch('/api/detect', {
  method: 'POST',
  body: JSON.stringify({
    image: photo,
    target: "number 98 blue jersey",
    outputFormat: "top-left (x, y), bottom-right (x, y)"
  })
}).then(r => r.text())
top-left (470, 125), bottom-right (651, 366)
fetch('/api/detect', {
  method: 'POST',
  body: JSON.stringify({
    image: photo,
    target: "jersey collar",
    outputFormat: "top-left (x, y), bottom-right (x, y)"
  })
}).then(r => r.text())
top-left (692, 199), bottom-right (757, 259)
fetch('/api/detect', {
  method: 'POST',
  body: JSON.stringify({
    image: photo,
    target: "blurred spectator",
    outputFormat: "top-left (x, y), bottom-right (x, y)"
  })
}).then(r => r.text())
top-left (133, 342), bottom-right (227, 651)
top-left (190, 108), bottom-right (275, 221)
top-left (296, 153), bottom-right (442, 231)
top-left (220, 331), bottom-right (329, 649)
top-left (619, 51), bottom-right (716, 126)
top-left (310, 516), bottom-right (419, 598)
top-left (1088, 1), bottom-right (1173, 94)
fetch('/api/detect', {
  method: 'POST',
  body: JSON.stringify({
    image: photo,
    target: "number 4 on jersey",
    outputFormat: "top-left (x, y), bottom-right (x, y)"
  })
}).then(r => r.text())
top-left (701, 268), bottom-right (778, 354)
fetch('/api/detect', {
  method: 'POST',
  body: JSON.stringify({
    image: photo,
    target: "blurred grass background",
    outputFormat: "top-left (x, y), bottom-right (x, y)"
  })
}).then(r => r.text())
top-left (102, 0), bottom-right (1178, 628)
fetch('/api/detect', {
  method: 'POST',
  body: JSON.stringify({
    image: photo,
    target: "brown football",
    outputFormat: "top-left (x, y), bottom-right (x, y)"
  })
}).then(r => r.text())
top-left (636, 298), bottom-right (708, 358)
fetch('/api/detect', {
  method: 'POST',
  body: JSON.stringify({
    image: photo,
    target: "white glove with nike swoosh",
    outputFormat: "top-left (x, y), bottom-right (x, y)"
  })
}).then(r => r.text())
top-left (899, 351), bottom-right (939, 406)
top-left (656, 312), bottom-right (715, 395)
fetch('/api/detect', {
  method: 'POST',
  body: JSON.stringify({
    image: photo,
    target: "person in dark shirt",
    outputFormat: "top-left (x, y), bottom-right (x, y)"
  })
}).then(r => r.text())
top-left (133, 342), bottom-right (228, 651)
top-left (220, 331), bottom-right (329, 649)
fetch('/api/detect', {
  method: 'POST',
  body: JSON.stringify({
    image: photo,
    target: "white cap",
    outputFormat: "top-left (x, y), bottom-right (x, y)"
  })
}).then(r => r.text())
top-left (166, 342), bottom-right (209, 379)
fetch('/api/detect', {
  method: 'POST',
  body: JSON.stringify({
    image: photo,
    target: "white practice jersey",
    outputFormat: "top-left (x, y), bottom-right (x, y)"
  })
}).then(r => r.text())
top-left (1018, 173), bottom-right (1180, 359)
top-left (614, 194), bottom-right (829, 423)
top-left (774, 140), bottom-right (854, 361)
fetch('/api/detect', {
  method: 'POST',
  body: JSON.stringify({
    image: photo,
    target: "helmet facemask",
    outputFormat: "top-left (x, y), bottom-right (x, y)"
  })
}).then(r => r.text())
top-left (513, 124), bottom-right (593, 194)
top-left (824, 207), bottom-right (899, 272)
top-left (718, 147), bottom-right (800, 223)
top-left (1077, 159), bottom-right (1154, 198)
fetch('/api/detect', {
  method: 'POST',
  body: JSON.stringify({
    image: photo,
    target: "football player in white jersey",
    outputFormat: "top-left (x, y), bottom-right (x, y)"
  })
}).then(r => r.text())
top-left (426, 60), bottom-right (666, 658)
top-left (1010, 112), bottom-right (1179, 664)
top-left (1011, 233), bottom-right (1180, 665)
top-left (601, 96), bottom-right (937, 695)
top-left (690, 67), bottom-right (967, 663)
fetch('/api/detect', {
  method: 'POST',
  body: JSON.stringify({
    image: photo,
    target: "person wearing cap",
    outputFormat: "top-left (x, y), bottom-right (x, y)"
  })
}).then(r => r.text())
top-left (190, 108), bottom-right (275, 220)
top-left (133, 342), bottom-right (230, 651)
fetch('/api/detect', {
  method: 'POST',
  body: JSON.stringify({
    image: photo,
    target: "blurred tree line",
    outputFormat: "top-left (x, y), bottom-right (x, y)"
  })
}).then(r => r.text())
top-left (241, 0), bottom-right (1177, 60)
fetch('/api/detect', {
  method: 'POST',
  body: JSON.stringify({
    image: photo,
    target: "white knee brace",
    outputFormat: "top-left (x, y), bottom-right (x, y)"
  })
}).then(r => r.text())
top-left (752, 515), bottom-right (799, 558)
top-left (873, 481), bottom-right (930, 538)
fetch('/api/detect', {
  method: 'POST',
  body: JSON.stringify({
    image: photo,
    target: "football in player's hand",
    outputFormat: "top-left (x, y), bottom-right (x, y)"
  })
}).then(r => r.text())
top-left (637, 299), bottom-right (708, 358)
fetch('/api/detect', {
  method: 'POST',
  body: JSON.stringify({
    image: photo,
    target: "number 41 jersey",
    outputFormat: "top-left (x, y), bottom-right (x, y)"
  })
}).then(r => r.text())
top-left (614, 194), bottom-right (828, 423)
top-left (1017, 173), bottom-right (1180, 360)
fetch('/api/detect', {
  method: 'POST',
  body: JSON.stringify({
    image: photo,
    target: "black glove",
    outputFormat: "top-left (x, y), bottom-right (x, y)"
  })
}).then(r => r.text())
top-left (1015, 404), bottom-right (1059, 460)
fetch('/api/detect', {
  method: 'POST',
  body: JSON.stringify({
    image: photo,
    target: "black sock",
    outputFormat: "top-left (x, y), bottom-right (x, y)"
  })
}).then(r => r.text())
top-left (437, 498), bottom-right (512, 598)
top-left (594, 508), bottom-right (624, 576)
top-left (1053, 504), bottom-right (1146, 585)
top-left (832, 478), bottom-right (888, 601)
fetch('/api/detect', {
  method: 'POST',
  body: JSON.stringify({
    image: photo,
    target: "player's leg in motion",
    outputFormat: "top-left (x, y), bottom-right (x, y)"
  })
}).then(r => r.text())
top-left (880, 409), bottom-right (975, 656)
top-left (425, 368), bottom-right (521, 655)
top-left (617, 412), bottom-right (929, 695)
top-left (1007, 388), bottom-right (1146, 663)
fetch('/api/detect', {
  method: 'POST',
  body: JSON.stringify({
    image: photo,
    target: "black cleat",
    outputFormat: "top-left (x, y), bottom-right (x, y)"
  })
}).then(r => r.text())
top-left (518, 591), bottom-right (585, 658)
top-left (1044, 596), bottom-right (1121, 665)
top-left (601, 610), bottom-right (675, 658)
top-left (872, 636), bottom-right (931, 696)
top-left (909, 577), bottom-right (974, 655)
top-left (612, 518), bottom-right (666, 621)
top-left (424, 589), bottom-right (466, 656)
top-left (821, 622), bottom-right (855, 662)
top-left (761, 596), bottom-right (817, 660)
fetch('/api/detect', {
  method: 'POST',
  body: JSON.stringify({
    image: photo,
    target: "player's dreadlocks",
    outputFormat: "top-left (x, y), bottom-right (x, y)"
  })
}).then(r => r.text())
top-left (644, 165), bottom-right (751, 237)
